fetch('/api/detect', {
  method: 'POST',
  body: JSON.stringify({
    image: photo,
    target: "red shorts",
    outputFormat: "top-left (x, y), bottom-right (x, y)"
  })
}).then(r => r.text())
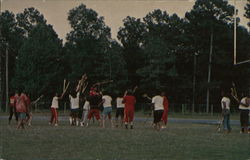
top-left (88, 109), bottom-right (100, 120)
top-left (124, 108), bottom-right (134, 123)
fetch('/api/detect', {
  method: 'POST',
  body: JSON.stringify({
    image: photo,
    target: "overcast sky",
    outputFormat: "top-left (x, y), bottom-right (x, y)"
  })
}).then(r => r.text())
top-left (1, 0), bottom-right (249, 42)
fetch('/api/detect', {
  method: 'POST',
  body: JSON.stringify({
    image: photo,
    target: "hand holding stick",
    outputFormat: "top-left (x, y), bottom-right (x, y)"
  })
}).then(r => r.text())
top-left (142, 93), bottom-right (152, 100)
top-left (231, 82), bottom-right (239, 102)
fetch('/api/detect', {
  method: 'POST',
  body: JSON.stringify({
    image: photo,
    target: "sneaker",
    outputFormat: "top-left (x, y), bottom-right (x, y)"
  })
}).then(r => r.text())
top-left (80, 122), bottom-right (84, 127)
top-left (55, 123), bottom-right (58, 126)
top-left (130, 125), bottom-right (133, 129)
top-left (125, 124), bottom-right (128, 129)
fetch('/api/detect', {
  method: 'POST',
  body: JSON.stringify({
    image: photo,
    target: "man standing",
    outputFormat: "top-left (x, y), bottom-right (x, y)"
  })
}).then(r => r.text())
top-left (161, 92), bottom-right (169, 128)
top-left (50, 93), bottom-right (60, 126)
top-left (238, 93), bottom-right (250, 133)
top-left (8, 91), bottom-right (18, 125)
top-left (25, 93), bottom-right (32, 126)
top-left (69, 91), bottom-right (80, 126)
top-left (15, 89), bottom-right (28, 129)
top-left (123, 89), bottom-right (136, 129)
top-left (87, 87), bottom-right (102, 127)
top-left (115, 93), bottom-right (124, 127)
top-left (221, 91), bottom-right (231, 133)
top-left (152, 92), bottom-right (164, 131)
top-left (101, 93), bottom-right (113, 128)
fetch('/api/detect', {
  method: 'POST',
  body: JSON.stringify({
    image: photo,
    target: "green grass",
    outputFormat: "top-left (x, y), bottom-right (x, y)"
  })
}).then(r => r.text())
top-left (0, 117), bottom-right (250, 160)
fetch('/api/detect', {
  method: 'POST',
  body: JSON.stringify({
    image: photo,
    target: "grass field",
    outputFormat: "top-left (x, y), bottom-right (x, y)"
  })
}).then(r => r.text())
top-left (0, 115), bottom-right (250, 160)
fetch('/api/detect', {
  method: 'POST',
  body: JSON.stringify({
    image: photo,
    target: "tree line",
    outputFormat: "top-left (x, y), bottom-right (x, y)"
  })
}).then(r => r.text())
top-left (0, 0), bottom-right (250, 111)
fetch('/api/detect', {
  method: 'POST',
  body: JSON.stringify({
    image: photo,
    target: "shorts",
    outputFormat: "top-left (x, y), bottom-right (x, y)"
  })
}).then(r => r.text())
top-left (88, 109), bottom-right (100, 120)
top-left (102, 107), bottom-right (112, 116)
top-left (70, 108), bottom-right (80, 117)
top-left (18, 112), bottom-right (26, 120)
top-left (115, 108), bottom-right (124, 118)
top-left (240, 109), bottom-right (249, 127)
top-left (154, 110), bottom-right (164, 124)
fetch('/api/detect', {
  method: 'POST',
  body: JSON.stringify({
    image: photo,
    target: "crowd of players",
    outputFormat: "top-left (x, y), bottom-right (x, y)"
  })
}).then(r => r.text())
top-left (8, 75), bottom-right (169, 131)
top-left (7, 74), bottom-right (250, 133)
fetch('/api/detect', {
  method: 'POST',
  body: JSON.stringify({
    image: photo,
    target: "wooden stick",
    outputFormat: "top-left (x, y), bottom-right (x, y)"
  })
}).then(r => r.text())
top-left (93, 80), bottom-right (113, 86)
top-left (82, 82), bottom-right (88, 94)
top-left (132, 86), bottom-right (138, 94)
top-left (31, 95), bottom-right (44, 105)
top-left (63, 79), bottom-right (66, 92)
top-left (61, 82), bottom-right (70, 99)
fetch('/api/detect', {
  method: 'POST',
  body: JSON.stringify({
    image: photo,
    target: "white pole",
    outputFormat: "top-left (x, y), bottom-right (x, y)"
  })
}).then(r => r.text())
top-left (206, 30), bottom-right (213, 113)
top-left (234, 0), bottom-right (237, 65)
top-left (0, 0), bottom-right (2, 12)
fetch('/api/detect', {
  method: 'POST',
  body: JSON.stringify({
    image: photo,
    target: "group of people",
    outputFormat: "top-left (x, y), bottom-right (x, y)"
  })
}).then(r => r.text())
top-left (220, 91), bottom-right (250, 134)
top-left (48, 74), bottom-right (169, 130)
top-left (49, 83), bottom-right (169, 130)
top-left (8, 78), bottom-right (250, 133)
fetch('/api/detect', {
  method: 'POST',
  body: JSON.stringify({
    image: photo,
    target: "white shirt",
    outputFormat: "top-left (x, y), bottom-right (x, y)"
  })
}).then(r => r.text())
top-left (69, 92), bottom-right (80, 109)
top-left (152, 95), bottom-right (164, 111)
top-left (51, 96), bottom-right (59, 109)
top-left (116, 97), bottom-right (124, 108)
top-left (83, 101), bottom-right (90, 111)
top-left (102, 95), bottom-right (112, 108)
top-left (221, 97), bottom-right (230, 110)
top-left (239, 97), bottom-right (250, 110)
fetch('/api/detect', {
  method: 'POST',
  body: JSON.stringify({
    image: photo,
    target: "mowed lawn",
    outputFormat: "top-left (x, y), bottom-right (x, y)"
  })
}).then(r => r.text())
top-left (0, 117), bottom-right (250, 160)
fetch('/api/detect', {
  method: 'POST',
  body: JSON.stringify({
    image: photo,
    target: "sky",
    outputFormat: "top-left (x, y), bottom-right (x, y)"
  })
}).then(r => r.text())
top-left (1, 0), bottom-right (249, 42)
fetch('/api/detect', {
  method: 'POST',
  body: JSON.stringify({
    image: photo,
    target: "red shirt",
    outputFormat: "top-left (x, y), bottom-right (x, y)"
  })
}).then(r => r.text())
top-left (15, 94), bottom-right (28, 113)
top-left (163, 96), bottom-right (169, 111)
top-left (10, 96), bottom-right (15, 107)
top-left (123, 95), bottom-right (136, 110)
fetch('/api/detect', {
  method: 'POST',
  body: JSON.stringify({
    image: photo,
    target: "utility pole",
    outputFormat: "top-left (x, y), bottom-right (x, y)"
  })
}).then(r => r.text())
top-left (206, 29), bottom-right (213, 113)
top-left (233, 0), bottom-right (237, 65)
top-left (192, 52), bottom-right (198, 113)
top-left (5, 43), bottom-right (8, 112)
top-left (0, 0), bottom-right (3, 112)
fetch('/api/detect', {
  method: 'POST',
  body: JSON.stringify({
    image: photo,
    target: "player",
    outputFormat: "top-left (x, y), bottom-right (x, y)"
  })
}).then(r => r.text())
top-left (14, 89), bottom-right (28, 129)
top-left (152, 92), bottom-right (164, 130)
top-left (101, 93), bottom-right (113, 128)
top-left (123, 89), bottom-right (136, 129)
top-left (8, 91), bottom-right (18, 125)
top-left (69, 91), bottom-right (80, 126)
top-left (80, 97), bottom-right (90, 127)
top-left (87, 87), bottom-right (102, 127)
top-left (25, 93), bottom-right (32, 126)
top-left (161, 92), bottom-right (169, 128)
top-left (238, 93), bottom-right (250, 133)
top-left (50, 93), bottom-right (60, 126)
top-left (221, 91), bottom-right (231, 133)
top-left (115, 93), bottom-right (124, 127)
